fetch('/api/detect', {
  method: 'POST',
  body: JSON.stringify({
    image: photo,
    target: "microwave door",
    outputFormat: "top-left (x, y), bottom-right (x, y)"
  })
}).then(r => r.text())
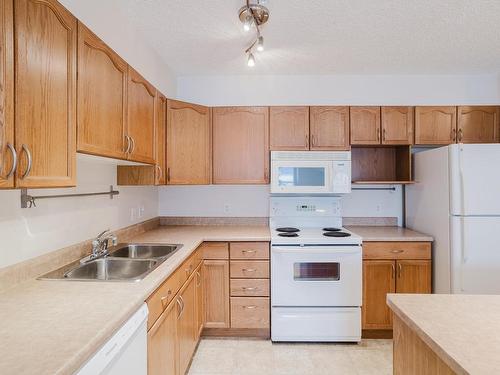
top-left (271, 160), bottom-right (332, 194)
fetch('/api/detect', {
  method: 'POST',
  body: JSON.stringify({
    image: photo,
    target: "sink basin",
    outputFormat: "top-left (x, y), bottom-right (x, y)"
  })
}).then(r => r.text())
top-left (63, 258), bottom-right (158, 281)
top-left (110, 243), bottom-right (182, 260)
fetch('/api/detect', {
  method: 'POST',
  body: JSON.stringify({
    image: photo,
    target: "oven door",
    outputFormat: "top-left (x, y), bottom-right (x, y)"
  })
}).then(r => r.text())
top-left (270, 160), bottom-right (333, 194)
top-left (271, 245), bottom-right (362, 307)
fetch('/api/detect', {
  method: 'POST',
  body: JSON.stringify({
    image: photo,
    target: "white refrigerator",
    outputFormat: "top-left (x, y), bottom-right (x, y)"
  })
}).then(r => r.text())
top-left (407, 144), bottom-right (500, 294)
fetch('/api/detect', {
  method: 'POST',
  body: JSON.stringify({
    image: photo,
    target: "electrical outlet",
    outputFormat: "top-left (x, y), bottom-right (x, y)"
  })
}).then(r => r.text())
top-left (138, 205), bottom-right (145, 219)
top-left (224, 204), bottom-right (230, 213)
top-left (130, 208), bottom-right (137, 222)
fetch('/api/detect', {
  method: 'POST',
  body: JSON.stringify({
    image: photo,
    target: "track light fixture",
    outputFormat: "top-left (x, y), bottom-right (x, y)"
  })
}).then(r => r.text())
top-left (238, 0), bottom-right (269, 67)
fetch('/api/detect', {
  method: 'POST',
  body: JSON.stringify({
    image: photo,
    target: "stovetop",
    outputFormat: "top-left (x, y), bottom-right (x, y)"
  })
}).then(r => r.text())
top-left (271, 227), bottom-right (362, 245)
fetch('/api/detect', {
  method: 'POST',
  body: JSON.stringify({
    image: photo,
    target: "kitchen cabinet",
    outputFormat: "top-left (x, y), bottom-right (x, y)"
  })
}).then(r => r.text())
top-left (0, 0), bottom-right (14, 189)
top-left (381, 106), bottom-right (414, 145)
top-left (212, 107), bottom-right (269, 184)
top-left (14, 0), bottom-right (77, 188)
top-left (148, 297), bottom-right (178, 375)
top-left (127, 66), bottom-right (156, 164)
top-left (269, 106), bottom-right (309, 150)
top-left (362, 242), bottom-right (432, 336)
top-left (202, 260), bottom-right (230, 328)
top-left (177, 272), bottom-right (197, 375)
top-left (166, 100), bottom-right (211, 184)
top-left (155, 93), bottom-right (167, 185)
top-left (414, 106), bottom-right (457, 145)
top-left (350, 107), bottom-right (381, 145)
top-left (195, 264), bottom-right (204, 338)
top-left (310, 106), bottom-right (350, 150)
top-left (77, 22), bottom-right (128, 160)
top-left (457, 106), bottom-right (499, 143)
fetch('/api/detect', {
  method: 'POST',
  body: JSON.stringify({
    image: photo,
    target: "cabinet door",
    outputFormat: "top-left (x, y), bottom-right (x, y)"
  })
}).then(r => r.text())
top-left (148, 298), bottom-right (177, 375)
top-left (166, 100), bottom-right (211, 184)
top-left (155, 93), bottom-right (166, 185)
top-left (310, 106), bottom-right (350, 150)
top-left (178, 274), bottom-right (197, 375)
top-left (457, 106), bottom-right (499, 143)
top-left (381, 106), bottom-right (414, 145)
top-left (396, 260), bottom-right (431, 294)
top-left (15, 0), bottom-right (77, 188)
top-left (362, 260), bottom-right (395, 330)
top-left (195, 264), bottom-right (204, 338)
top-left (77, 22), bottom-right (128, 160)
top-left (269, 106), bottom-right (309, 150)
top-left (202, 260), bottom-right (230, 328)
top-left (127, 67), bottom-right (156, 164)
top-left (0, 0), bottom-right (14, 189)
top-left (415, 106), bottom-right (456, 145)
top-left (212, 107), bottom-right (269, 184)
top-left (350, 107), bottom-right (381, 145)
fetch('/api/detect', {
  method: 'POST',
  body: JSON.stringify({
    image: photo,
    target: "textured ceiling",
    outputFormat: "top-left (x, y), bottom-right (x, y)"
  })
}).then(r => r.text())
top-left (127, 0), bottom-right (500, 76)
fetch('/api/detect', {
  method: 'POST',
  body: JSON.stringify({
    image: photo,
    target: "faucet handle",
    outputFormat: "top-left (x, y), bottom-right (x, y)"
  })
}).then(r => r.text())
top-left (96, 229), bottom-right (111, 240)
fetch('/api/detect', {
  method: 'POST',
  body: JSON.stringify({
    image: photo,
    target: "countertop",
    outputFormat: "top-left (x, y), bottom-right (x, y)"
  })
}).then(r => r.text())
top-left (387, 294), bottom-right (500, 374)
top-left (0, 225), bottom-right (270, 375)
top-left (346, 226), bottom-right (433, 242)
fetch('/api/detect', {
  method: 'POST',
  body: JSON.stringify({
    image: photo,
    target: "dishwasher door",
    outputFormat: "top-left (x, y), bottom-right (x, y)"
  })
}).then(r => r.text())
top-left (76, 304), bottom-right (148, 375)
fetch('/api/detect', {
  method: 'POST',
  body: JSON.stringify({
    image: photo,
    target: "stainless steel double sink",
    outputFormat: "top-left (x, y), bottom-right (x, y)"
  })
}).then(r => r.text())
top-left (39, 244), bottom-right (182, 282)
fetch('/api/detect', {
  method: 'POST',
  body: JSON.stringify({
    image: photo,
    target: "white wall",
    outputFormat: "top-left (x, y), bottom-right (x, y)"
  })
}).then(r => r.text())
top-left (177, 74), bottom-right (500, 106)
top-left (0, 156), bottom-right (158, 269)
top-left (59, 0), bottom-right (176, 96)
top-left (158, 185), bottom-right (403, 224)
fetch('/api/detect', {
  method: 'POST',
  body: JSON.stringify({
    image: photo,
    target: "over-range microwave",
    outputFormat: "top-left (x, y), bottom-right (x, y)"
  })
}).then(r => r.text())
top-left (270, 151), bottom-right (351, 194)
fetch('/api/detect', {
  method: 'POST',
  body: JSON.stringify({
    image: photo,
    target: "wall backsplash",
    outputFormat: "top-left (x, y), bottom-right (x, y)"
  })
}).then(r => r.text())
top-left (0, 156), bottom-right (158, 269)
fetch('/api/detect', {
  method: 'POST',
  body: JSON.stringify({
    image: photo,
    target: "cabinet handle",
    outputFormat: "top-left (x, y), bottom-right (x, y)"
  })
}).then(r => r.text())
top-left (242, 287), bottom-right (258, 291)
top-left (20, 144), bottom-right (32, 180)
top-left (458, 128), bottom-right (463, 142)
top-left (124, 136), bottom-right (131, 154)
top-left (242, 250), bottom-right (256, 254)
top-left (155, 164), bottom-right (162, 180)
top-left (452, 128), bottom-right (457, 142)
top-left (306, 134), bottom-right (310, 147)
top-left (391, 264), bottom-right (395, 279)
top-left (242, 268), bottom-right (256, 273)
top-left (129, 136), bottom-right (136, 153)
top-left (5, 143), bottom-right (17, 179)
top-left (382, 128), bottom-right (386, 142)
top-left (185, 265), bottom-right (193, 274)
top-left (376, 128), bottom-right (381, 142)
top-left (160, 290), bottom-right (172, 306)
top-left (167, 167), bottom-right (171, 182)
top-left (176, 298), bottom-right (183, 319)
top-left (397, 263), bottom-right (402, 278)
top-left (196, 271), bottom-right (201, 287)
top-left (390, 250), bottom-right (404, 254)
top-left (311, 134), bottom-right (315, 147)
top-left (243, 305), bottom-right (257, 309)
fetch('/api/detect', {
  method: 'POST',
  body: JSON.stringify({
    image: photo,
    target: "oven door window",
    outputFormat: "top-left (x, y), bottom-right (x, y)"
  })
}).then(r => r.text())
top-left (293, 262), bottom-right (340, 281)
top-left (278, 167), bottom-right (326, 187)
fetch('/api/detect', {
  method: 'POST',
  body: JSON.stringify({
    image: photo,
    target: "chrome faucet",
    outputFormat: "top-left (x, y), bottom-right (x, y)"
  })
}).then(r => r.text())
top-left (87, 229), bottom-right (118, 261)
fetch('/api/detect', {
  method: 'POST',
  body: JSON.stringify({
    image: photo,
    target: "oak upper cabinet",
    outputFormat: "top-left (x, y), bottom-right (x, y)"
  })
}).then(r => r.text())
top-left (381, 106), bottom-right (414, 145)
top-left (14, 0), bottom-right (77, 188)
top-left (127, 66), bottom-right (156, 164)
top-left (362, 260), bottom-right (395, 330)
top-left (77, 22), bottom-right (128, 160)
top-left (155, 93), bottom-right (167, 185)
top-left (212, 107), bottom-right (269, 184)
top-left (414, 106), bottom-right (457, 145)
top-left (269, 106), bottom-right (309, 150)
top-left (395, 260), bottom-right (432, 294)
top-left (166, 100), bottom-right (211, 184)
top-left (177, 273), bottom-right (197, 375)
top-left (350, 107), bottom-right (381, 145)
top-left (0, 0), bottom-right (14, 189)
top-left (310, 106), bottom-right (350, 150)
top-left (147, 298), bottom-right (178, 375)
top-left (203, 260), bottom-right (230, 328)
top-left (457, 106), bottom-right (500, 143)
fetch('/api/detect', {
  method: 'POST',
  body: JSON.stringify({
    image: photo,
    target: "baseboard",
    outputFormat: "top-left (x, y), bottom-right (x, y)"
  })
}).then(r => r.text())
top-left (202, 327), bottom-right (270, 339)
top-left (362, 329), bottom-right (393, 339)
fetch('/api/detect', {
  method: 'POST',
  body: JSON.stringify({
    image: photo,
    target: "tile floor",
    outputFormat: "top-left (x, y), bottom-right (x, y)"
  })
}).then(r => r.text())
top-left (188, 338), bottom-right (393, 375)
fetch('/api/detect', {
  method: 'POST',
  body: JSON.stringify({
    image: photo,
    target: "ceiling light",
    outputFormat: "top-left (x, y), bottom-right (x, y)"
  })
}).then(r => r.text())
top-left (243, 15), bottom-right (253, 32)
top-left (247, 53), bottom-right (256, 67)
top-left (256, 36), bottom-right (264, 52)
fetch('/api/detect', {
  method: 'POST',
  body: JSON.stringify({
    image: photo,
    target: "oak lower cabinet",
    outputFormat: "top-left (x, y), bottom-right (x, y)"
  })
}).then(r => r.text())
top-left (362, 241), bottom-right (432, 336)
top-left (202, 259), bottom-right (230, 329)
top-left (177, 272), bottom-right (198, 375)
top-left (195, 264), bottom-right (204, 338)
top-left (457, 106), bottom-right (500, 143)
top-left (269, 106), bottom-right (309, 150)
top-left (212, 107), bottom-right (269, 184)
top-left (14, 0), bottom-right (77, 188)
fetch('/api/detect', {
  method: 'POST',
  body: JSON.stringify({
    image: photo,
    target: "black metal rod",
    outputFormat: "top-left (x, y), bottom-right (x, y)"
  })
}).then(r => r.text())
top-left (352, 187), bottom-right (397, 191)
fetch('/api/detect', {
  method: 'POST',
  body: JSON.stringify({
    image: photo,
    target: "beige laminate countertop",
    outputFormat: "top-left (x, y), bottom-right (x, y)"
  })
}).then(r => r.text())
top-left (0, 225), bottom-right (270, 375)
top-left (347, 226), bottom-right (433, 242)
top-left (387, 294), bottom-right (500, 375)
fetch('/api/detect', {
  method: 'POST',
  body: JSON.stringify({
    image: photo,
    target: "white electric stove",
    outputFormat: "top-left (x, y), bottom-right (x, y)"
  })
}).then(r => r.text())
top-left (270, 197), bottom-right (362, 342)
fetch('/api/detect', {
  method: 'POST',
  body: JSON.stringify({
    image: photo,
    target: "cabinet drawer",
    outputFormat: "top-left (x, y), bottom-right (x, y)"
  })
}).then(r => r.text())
top-left (231, 297), bottom-right (270, 328)
top-left (146, 267), bottom-right (183, 329)
top-left (230, 279), bottom-right (270, 297)
top-left (230, 242), bottom-right (269, 260)
top-left (200, 242), bottom-right (229, 259)
top-left (230, 261), bottom-right (269, 279)
top-left (363, 242), bottom-right (431, 260)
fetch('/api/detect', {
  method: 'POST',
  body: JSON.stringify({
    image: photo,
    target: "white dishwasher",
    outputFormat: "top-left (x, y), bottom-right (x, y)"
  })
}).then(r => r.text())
top-left (76, 304), bottom-right (148, 375)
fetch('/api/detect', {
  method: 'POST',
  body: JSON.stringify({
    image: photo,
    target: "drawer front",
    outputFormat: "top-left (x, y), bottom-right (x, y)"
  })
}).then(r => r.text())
top-left (201, 242), bottom-right (229, 260)
top-left (146, 268), bottom-right (183, 329)
top-left (231, 297), bottom-right (270, 328)
top-left (363, 242), bottom-right (431, 260)
top-left (230, 261), bottom-right (269, 279)
top-left (180, 250), bottom-right (202, 282)
top-left (230, 242), bottom-right (269, 260)
top-left (230, 279), bottom-right (270, 297)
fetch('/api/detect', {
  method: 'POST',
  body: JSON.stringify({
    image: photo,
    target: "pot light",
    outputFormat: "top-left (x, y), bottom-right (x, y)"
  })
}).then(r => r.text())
top-left (247, 53), bottom-right (256, 67)
top-left (256, 36), bottom-right (264, 52)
